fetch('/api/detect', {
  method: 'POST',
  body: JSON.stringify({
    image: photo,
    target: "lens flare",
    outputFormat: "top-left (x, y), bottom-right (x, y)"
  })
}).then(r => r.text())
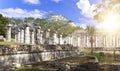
top-left (102, 13), bottom-right (120, 33)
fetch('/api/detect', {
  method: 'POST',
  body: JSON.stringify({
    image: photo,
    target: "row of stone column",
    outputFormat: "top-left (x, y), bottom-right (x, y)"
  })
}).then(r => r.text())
top-left (14, 25), bottom-right (42, 45)
top-left (6, 24), bottom-right (43, 45)
top-left (53, 31), bottom-right (63, 45)
top-left (6, 24), bottom-right (63, 45)
top-left (75, 34), bottom-right (120, 47)
top-left (68, 34), bottom-right (120, 47)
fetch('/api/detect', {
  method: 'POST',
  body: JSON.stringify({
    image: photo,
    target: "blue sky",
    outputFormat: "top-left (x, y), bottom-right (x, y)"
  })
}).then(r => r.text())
top-left (0, 0), bottom-right (101, 27)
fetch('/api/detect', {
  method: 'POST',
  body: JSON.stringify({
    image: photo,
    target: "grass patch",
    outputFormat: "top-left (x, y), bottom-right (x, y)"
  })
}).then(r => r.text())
top-left (32, 61), bottom-right (50, 67)
top-left (83, 50), bottom-right (115, 63)
top-left (56, 56), bottom-right (95, 64)
top-left (0, 41), bottom-right (25, 45)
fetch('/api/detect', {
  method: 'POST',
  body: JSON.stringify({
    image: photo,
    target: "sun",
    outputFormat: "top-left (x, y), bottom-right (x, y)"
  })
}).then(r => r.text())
top-left (102, 13), bottom-right (120, 33)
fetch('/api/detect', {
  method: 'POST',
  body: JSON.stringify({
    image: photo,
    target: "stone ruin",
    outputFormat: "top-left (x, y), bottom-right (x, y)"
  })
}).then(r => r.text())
top-left (6, 23), bottom-right (120, 48)
top-left (5, 23), bottom-right (64, 45)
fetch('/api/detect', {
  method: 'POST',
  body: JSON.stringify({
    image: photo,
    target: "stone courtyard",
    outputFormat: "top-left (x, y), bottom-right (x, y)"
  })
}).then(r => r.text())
top-left (0, 23), bottom-right (120, 71)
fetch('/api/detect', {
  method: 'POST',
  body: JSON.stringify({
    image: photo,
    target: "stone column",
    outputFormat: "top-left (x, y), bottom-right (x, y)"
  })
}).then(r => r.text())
top-left (95, 36), bottom-right (98, 47)
top-left (113, 35), bottom-right (116, 47)
top-left (80, 34), bottom-right (82, 47)
top-left (20, 28), bottom-right (24, 43)
top-left (15, 33), bottom-right (17, 42)
top-left (45, 29), bottom-right (50, 44)
top-left (116, 35), bottom-right (119, 47)
top-left (53, 31), bottom-right (57, 45)
top-left (46, 29), bottom-right (50, 39)
top-left (17, 29), bottom-right (21, 43)
top-left (40, 31), bottom-right (43, 44)
top-left (70, 36), bottom-right (73, 45)
top-left (113, 35), bottom-right (115, 47)
top-left (106, 36), bottom-right (108, 47)
top-left (111, 35), bottom-right (113, 47)
top-left (118, 36), bottom-right (120, 47)
top-left (81, 34), bottom-right (83, 47)
top-left (115, 35), bottom-right (118, 47)
top-left (109, 35), bottom-right (112, 47)
top-left (115, 35), bottom-right (117, 47)
top-left (31, 29), bottom-right (35, 45)
top-left (86, 35), bottom-right (89, 47)
top-left (77, 37), bottom-right (80, 47)
top-left (25, 25), bottom-right (30, 44)
top-left (68, 36), bottom-right (71, 44)
top-left (6, 24), bottom-right (12, 41)
top-left (68, 36), bottom-right (72, 45)
top-left (93, 35), bottom-right (96, 47)
top-left (108, 35), bottom-right (110, 47)
top-left (82, 34), bottom-right (84, 47)
top-left (83, 34), bottom-right (86, 47)
top-left (59, 34), bottom-right (63, 45)
top-left (103, 35), bottom-right (106, 47)
top-left (36, 26), bottom-right (41, 44)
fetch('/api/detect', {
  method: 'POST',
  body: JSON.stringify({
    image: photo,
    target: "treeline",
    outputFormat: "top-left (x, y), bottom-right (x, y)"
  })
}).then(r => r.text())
top-left (0, 14), bottom-right (9, 37)
top-left (0, 13), bottom-right (81, 38)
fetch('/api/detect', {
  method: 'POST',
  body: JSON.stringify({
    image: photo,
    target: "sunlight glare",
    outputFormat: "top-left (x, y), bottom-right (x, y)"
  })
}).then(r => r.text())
top-left (102, 13), bottom-right (120, 33)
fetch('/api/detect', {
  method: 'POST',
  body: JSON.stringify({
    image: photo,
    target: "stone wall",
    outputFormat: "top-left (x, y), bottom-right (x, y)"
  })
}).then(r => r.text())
top-left (0, 45), bottom-right (79, 67)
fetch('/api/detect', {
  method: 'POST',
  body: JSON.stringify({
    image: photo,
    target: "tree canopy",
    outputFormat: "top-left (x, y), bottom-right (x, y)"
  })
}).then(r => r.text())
top-left (86, 25), bottom-right (96, 54)
top-left (0, 13), bottom-right (81, 38)
top-left (34, 14), bottom-right (81, 37)
top-left (94, 0), bottom-right (120, 23)
top-left (0, 14), bottom-right (9, 37)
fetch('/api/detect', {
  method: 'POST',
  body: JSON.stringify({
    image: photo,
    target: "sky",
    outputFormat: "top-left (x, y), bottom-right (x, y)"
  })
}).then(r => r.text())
top-left (0, 0), bottom-right (102, 27)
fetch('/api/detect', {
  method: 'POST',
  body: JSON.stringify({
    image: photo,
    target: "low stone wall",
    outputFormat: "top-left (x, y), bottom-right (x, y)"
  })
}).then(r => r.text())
top-left (0, 45), bottom-right (79, 68)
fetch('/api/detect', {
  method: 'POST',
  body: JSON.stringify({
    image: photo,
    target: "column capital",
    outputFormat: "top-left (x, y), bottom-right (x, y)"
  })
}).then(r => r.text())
top-left (53, 31), bottom-right (57, 33)
top-left (35, 26), bottom-right (41, 29)
top-left (20, 26), bottom-right (24, 30)
top-left (47, 29), bottom-right (50, 32)
top-left (40, 31), bottom-right (43, 33)
top-left (17, 28), bottom-right (21, 32)
top-left (6, 24), bottom-right (13, 27)
top-left (24, 23), bottom-right (30, 27)
top-left (30, 28), bottom-right (35, 32)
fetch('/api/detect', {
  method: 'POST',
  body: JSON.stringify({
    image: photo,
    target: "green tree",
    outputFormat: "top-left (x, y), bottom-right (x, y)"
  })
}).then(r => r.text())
top-left (34, 13), bottom-right (81, 38)
top-left (86, 26), bottom-right (96, 54)
top-left (35, 18), bottom-right (50, 31)
top-left (9, 18), bottom-right (23, 27)
top-left (9, 18), bottom-right (24, 38)
top-left (94, 0), bottom-right (120, 22)
top-left (45, 14), bottom-right (81, 37)
top-left (24, 17), bottom-right (35, 23)
top-left (0, 24), bottom-right (5, 36)
top-left (0, 14), bottom-right (9, 37)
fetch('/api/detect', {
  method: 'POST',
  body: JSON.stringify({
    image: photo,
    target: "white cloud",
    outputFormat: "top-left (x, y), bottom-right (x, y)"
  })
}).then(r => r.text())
top-left (0, 8), bottom-right (45, 18)
top-left (23, 0), bottom-right (40, 4)
top-left (76, 0), bottom-right (96, 18)
top-left (52, 0), bottom-right (62, 3)
top-left (69, 22), bottom-right (76, 26)
top-left (78, 17), bottom-right (99, 29)
top-left (79, 22), bottom-right (98, 29)
top-left (79, 23), bottom-right (87, 29)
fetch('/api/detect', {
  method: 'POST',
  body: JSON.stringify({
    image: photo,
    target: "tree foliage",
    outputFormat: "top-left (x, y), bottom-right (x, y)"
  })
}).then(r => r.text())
top-left (0, 13), bottom-right (81, 38)
top-left (94, 0), bottom-right (120, 22)
top-left (35, 14), bottom-right (81, 37)
top-left (0, 14), bottom-right (9, 37)
top-left (22, 13), bottom-right (81, 38)
top-left (86, 25), bottom-right (96, 54)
